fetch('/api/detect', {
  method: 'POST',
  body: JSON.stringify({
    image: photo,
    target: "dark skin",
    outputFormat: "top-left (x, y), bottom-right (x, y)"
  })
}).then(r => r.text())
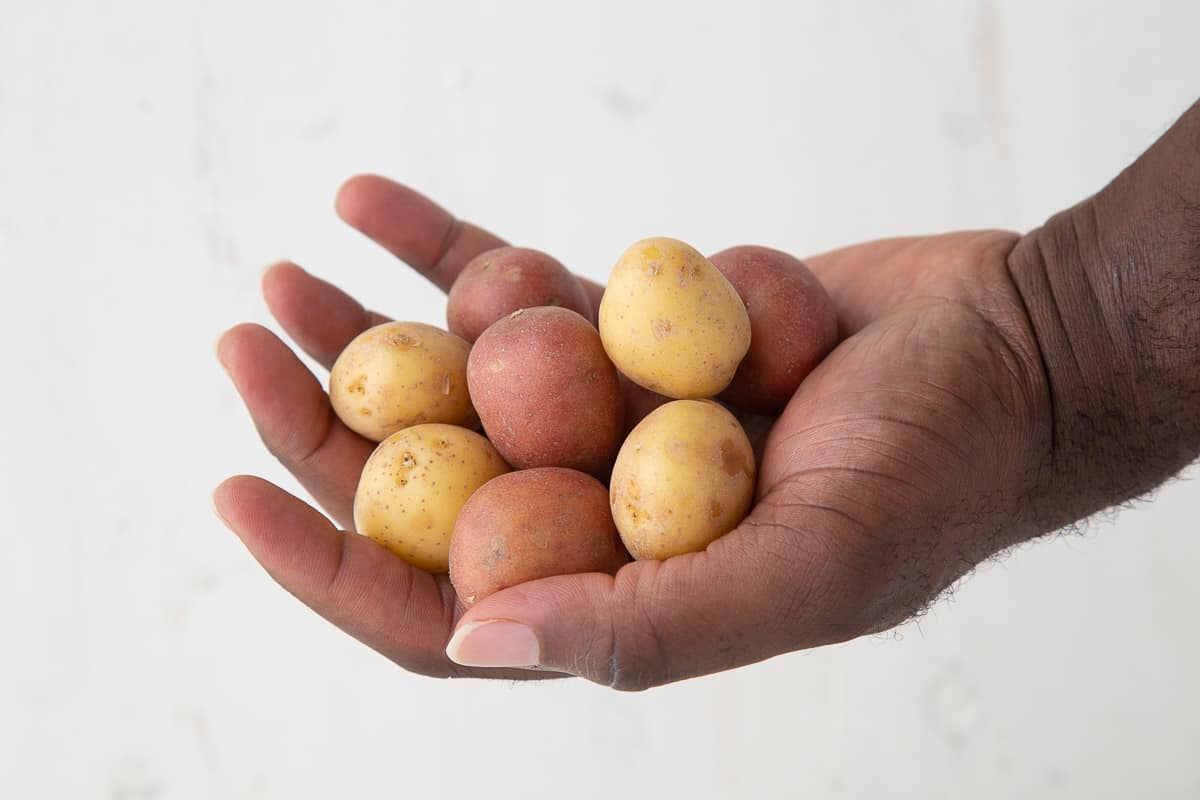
top-left (214, 101), bottom-right (1199, 689)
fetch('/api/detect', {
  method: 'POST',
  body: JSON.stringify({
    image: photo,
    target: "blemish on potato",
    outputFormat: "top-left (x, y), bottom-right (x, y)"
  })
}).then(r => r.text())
top-left (502, 267), bottom-right (524, 283)
top-left (489, 359), bottom-right (505, 373)
top-left (441, 372), bottom-right (453, 396)
top-left (719, 439), bottom-right (750, 477)
top-left (483, 536), bottom-right (508, 566)
top-left (389, 332), bottom-right (421, 349)
top-left (651, 318), bottom-right (673, 339)
top-left (710, 499), bottom-right (723, 518)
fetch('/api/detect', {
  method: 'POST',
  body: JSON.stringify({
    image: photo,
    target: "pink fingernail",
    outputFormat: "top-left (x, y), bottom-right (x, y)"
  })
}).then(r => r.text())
top-left (445, 620), bottom-right (540, 668)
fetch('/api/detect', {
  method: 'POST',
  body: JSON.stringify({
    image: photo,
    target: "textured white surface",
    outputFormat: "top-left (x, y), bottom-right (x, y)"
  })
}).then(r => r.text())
top-left (2, 1), bottom-right (1198, 797)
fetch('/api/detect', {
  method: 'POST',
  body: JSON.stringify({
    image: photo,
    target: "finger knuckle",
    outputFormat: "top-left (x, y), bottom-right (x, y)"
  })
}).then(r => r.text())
top-left (602, 567), bottom-right (671, 692)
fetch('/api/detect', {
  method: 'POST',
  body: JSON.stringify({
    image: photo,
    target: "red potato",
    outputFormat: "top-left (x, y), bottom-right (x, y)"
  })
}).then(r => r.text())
top-left (449, 468), bottom-right (628, 605)
top-left (620, 374), bottom-right (671, 435)
top-left (467, 306), bottom-right (624, 474)
top-left (446, 247), bottom-right (593, 342)
top-left (710, 245), bottom-right (838, 413)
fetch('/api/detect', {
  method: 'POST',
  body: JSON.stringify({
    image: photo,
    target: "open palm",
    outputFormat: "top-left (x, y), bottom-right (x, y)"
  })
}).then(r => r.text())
top-left (215, 176), bottom-right (1051, 689)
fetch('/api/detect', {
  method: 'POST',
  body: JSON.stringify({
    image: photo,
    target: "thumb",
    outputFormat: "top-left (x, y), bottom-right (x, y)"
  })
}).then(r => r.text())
top-left (444, 503), bottom-right (877, 690)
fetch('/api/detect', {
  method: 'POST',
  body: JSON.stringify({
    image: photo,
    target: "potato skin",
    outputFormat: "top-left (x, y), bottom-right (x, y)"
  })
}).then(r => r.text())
top-left (353, 423), bottom-right (510, 573)
top-left (621, 374), bottom-right (671, 435)
top-left (449, 468), bottom-right (628, 605)
top-left (711, 246), bottom-right (838, 413)
top-left (447, 247), bottom-right (594, 342)
top-left (467, 307), bottom-right (624, 473)
top-left (330, 321), bottom-right (477, 442)
top-left (598, 237), bottom-right (751, 399)
top-left (610, 400), bottom-right (755, 559)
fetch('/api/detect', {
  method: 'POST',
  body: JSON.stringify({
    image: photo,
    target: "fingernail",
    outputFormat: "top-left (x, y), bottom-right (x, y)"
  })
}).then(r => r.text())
top-left (445, 620), bottom-right (540, 668)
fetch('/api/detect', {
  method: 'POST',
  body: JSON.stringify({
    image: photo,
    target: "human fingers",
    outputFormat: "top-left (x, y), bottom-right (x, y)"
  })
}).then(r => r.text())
top-left (335, 174), bottom-right (607, 306)
top-left (213, 476), bottom-right (550, 680)
top-left (261, 261), bottom-right (389, 370)
top-left (335, 174), bottom-right (507, 292)
top-left (216, 323), bottom-right (372, 528)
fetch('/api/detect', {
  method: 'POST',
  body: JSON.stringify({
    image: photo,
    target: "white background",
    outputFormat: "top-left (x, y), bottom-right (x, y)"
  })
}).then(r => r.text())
top-left (2, 1), bottom-right (1198, 797)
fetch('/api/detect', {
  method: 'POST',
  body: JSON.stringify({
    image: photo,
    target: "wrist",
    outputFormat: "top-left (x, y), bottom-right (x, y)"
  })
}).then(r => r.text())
top-left (1007, 101), bottom-right (1200, 529)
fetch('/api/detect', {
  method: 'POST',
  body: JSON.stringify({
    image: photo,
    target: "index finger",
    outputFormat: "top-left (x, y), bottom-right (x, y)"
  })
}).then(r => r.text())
top-left (335, 175), bottom-right (508, 292)
top-left (801, 230), bottom-right (1020, 337)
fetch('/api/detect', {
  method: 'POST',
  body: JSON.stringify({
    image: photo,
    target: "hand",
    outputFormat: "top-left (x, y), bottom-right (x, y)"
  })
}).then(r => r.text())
top-left (214, 176), bottom-right (1051, 688)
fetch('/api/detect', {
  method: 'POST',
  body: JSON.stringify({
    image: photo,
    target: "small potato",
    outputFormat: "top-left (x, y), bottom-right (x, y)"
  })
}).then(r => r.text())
top-left (330, 321), bottom-right (476, 442)
top-left (610, 400), bottom-right (755, 560)
top-left (447, 247), bottom-right (593, 342)
top-left (711, 246), bottom-right (838, 413)
top-left (449, 468), bottom-right (628, 605)
top-left (598, 237), bottom-right (751, 399)
top-left (354, 423), bottom-right (510, 573)
top-left (621, 374), bottom-right (671, 435)
top-left (467, 307), bottom-right (624, 473)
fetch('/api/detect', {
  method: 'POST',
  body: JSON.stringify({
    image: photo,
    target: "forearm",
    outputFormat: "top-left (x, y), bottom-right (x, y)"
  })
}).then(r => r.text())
top-left (1008, 99), bottom-right (1200, 528)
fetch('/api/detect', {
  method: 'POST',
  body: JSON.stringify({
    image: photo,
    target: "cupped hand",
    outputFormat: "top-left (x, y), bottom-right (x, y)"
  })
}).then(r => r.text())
top-left (214, 176), bottom-right (1052, 688)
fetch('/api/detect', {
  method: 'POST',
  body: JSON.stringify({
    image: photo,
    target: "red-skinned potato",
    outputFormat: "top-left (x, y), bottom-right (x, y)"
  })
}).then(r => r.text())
top-left (467, 307), bottom-right (624, 474)
top-left (446, 247), bottom-right (593, 342)
top-left (710, 245), bottom-right (838, 413)
top-left (620, 374), bottom-right (671, 435)
top-left (449, 468), bottom-right (628, 605)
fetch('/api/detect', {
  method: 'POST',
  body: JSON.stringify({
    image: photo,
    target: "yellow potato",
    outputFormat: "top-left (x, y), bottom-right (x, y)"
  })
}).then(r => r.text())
top-left (330, 321), bottom-right (476, 442)
top-left (610, 400), bottom-right (755, 559)
top-left (353, 423), bottom-right (510, 572)
top-left (599, 237), bottom-right (751, 399)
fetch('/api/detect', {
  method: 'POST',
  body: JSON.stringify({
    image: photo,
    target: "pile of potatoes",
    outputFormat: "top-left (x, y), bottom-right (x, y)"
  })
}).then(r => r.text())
top-left (331, 238), bottom-right (837, 604)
